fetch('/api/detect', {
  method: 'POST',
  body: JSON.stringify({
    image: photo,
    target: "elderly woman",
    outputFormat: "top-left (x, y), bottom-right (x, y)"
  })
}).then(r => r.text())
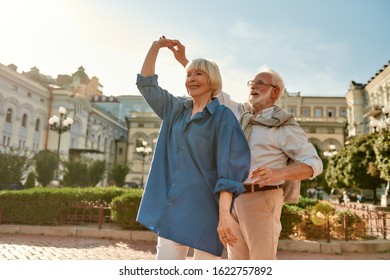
top-left (135, 37), bottom-right (250, 260)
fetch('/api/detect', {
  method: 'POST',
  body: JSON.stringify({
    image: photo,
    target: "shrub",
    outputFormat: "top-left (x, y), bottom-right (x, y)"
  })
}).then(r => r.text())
top-left (110, 189), bottom-right (145, 230)
top-left (34, 150), bottom-right (57, 186)
top-left (280, 204), bottom-right (304, 239)
top-left (24, 172), bottom-right (36, 189)
top-left (0, 187), bottom-right (128, 225)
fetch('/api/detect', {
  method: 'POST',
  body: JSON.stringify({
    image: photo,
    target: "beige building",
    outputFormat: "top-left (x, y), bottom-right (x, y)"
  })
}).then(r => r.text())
top-left (346, 60), bottom-right (390, 138)
top-left (277, 92), bottom-right (347, 153)
top-left (0, 63), bottom-right (127, 186)
top-left (124, 112), bottom-right (160, 186)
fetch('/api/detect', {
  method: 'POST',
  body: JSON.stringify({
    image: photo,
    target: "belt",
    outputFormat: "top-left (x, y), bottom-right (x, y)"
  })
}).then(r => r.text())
top-left (243, 184), bottom-right (281, 193)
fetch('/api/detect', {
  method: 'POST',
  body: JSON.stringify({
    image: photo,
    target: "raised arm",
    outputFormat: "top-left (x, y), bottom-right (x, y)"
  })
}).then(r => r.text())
top-left (140, 39), bottom-right (162, 77)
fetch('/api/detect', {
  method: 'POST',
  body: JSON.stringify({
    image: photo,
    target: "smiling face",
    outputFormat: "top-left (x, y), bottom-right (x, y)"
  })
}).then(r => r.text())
top-left (185, 68), bottom-right (212, 99)
top-left (247, 72), bottom-right (279, 113)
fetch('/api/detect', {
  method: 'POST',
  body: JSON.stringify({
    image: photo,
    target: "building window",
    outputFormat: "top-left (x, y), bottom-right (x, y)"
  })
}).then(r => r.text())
top-left (6, 108), bottom-right (12, 123)
top-left (138, 123), bottom-right (144, 128)
top-left (22, 114), bottom-right (27, 127)
top-left (35, 119), bottom-right (40, 131)
top-left (315, 107), bottom-right (322, 118)
top-left (288, 106), bottom-right (296, 115)
top-left (308, 128), bottom-right (316, 133)
top-left (301, 107), bottom-right (310, 117)
top-left (327, 107), bottom-right (335, 118)
top-left (340, 107), bottom-right (347, 118)
top-left (118, 147), bottom-right (123, 155)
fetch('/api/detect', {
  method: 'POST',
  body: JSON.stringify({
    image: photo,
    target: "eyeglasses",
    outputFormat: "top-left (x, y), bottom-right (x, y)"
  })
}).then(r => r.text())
top-left (247, 80), bottom-right (277, 88)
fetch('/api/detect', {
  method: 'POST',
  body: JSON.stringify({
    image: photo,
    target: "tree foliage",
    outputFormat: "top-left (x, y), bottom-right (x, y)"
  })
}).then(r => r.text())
top-left (373, 130), bottom-right (390, 181)
top-left (24, 172), bottom-right (36, 189)
top-left (62, 159), bottom-right (106, 187)
top-left (34, 150), bottom-right (57, 187)
top-left (325, 132), bottom-right (388, 203)
top-left (109, 164), bottom-right (130, 187)
top-left (89, 160), bottom-right (106, 186)
top-left (0, 151), bottom-right (29, 188)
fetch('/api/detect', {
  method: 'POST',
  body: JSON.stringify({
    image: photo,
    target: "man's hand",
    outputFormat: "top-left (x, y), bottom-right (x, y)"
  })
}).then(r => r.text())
top-left (250, 166), bottom-right (280, 187)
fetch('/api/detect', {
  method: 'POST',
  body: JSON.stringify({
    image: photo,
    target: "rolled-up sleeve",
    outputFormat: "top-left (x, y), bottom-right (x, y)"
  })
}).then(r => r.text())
top-left (214, 111), bottom-right (250, 197)
top-left (136, 74), bottom-right (177, 119)
top-left (280, 125), bottom-right (323, 179)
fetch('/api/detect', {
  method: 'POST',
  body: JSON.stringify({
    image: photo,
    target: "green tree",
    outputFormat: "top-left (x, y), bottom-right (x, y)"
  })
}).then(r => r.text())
top-left (373, 129), bottom-right (390, 182)
top-left (89, 160), bottom-right (106, 186)
top-left (110, 164), bottom-right (130, 187)
top-left (0, 150), bottom-right (29, 188)
top-left (325, 151), bottom-right (348, 190)
top-left (63, 161), bottom-right (89, 187)
top-left (24, 172), bottom-right (36, 188)
top-left (325, 133), bottom-right (385, 204)
top-left (62, 159), bottom-right (106, 187)
top-left (34, 150), bottom-right (57, 186)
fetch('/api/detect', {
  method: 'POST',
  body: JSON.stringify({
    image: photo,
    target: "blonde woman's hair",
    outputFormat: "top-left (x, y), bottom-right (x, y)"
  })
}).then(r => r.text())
top-left (186, 58), bottom-right (222, 97)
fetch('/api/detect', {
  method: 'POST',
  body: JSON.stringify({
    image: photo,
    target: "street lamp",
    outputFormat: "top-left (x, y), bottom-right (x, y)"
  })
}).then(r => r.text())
top-left (48, 106), bottom-right (74, 183)
top-left (370, 105), bottom-right (390, 132)
top-left (381, 105), bottom-right (390, 130)
top-left (136, 140), bottom-right (152, 188)
top-left (323, 144), bottom-right (337, 158)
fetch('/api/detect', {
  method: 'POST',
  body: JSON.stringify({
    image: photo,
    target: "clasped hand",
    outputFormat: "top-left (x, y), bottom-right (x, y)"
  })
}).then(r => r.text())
top-left (155, 35), bottom-right (188, 67)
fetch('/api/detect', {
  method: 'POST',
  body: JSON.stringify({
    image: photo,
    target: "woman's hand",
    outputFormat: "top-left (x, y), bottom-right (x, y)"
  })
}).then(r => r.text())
top-left (217, 191), bottom-right (237, 247)
top-left (217, 211), bottom-right (237, 247)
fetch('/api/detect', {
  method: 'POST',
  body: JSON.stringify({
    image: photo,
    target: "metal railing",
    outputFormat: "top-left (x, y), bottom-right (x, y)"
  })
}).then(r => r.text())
top-left (331, 202), bottom-right (390, 241)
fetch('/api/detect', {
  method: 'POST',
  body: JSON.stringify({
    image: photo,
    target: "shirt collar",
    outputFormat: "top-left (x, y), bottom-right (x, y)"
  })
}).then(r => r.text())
top-left (259, 106), bottom-right (275, 119)
top-left (183, 98), bottom-right (220, 115)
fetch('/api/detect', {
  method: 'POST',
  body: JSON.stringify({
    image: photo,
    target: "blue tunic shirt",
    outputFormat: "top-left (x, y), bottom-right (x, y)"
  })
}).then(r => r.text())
top-left (136, 74), bottom-right (250, 256)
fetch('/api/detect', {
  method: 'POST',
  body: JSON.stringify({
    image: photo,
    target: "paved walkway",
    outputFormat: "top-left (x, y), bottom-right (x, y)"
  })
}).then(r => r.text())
top-left (0, 225), bottom-right (390, 260)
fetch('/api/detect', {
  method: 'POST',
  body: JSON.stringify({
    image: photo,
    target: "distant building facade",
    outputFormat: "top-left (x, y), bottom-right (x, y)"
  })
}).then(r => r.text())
top-left (346, 60), bottom-right (390, 138)
top-left (277, 92), bottom-right (347, 153)
top-left (2, 59), bottom-right (389, 188)
top-left (0, 63), bottom-right (127, 186)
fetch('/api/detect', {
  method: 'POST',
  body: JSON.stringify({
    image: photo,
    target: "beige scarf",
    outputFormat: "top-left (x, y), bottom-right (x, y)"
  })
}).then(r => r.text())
top-left (240, 105), bottom-right (299, 141)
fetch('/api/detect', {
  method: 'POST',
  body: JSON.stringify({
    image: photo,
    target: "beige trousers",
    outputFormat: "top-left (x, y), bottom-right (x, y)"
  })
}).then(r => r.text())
top-left (156, 237), bottom-right (221, 260)
top-left (228, 188), bottom-right (284, 260)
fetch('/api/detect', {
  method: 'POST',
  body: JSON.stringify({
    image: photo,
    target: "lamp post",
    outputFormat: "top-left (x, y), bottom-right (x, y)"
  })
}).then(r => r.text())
top-left (48, 106), bottom-right (74, 183)
top-left (136, 140), bottom-right (152, 188)
top-left (323, 144), bottom-right (337, 158)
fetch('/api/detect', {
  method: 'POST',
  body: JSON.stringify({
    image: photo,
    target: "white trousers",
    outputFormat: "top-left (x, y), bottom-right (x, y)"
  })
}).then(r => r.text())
top-left (156, 237), bottom-right (221, 260)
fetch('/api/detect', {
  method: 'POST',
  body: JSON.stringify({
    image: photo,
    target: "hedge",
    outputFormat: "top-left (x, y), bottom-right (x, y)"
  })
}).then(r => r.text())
top-left (0, 187), bottom-right (141, 227)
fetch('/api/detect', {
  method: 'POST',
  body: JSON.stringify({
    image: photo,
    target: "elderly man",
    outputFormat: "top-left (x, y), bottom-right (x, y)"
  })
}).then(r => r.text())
top-left (222, 67), bottom-right (323, 259)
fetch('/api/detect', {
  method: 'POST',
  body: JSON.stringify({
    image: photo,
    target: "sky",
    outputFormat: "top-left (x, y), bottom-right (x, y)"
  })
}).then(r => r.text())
top-left (1, 0), bottom-right (389, 103)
